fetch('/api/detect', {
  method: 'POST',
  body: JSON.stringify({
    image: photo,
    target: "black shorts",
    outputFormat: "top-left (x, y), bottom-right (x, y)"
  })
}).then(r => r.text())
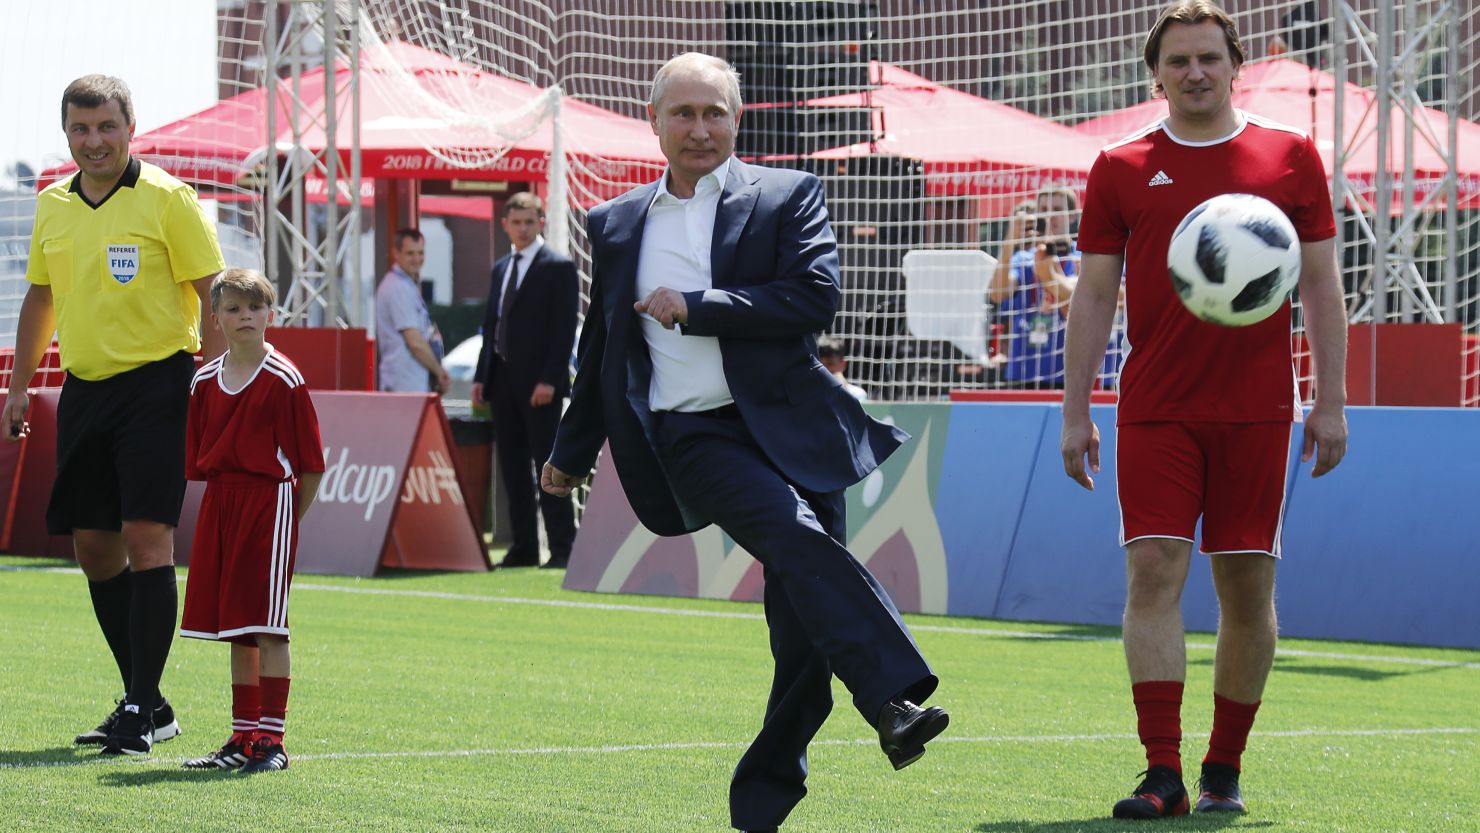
top-left (47, 352), bottom-right (196, 534)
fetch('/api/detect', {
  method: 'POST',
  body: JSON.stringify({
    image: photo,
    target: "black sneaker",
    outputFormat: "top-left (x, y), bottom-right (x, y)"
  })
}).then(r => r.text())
top-left (100, 702), bottom-right (155, 757)
top-left (75, 697), bottom-right (181, 745)
top-left (151, 698), bottom-right (181, 744)
top-left (239, 736), bottom-right (289, 774)
top-left (74, 700), bottom-right (125, 745)
top-left (182, 733), bottom-right (254, 770)
top-left (1112, 766), bottom-right (1190, 819)
top-left (1196, 762), bottom-right (1247, 813)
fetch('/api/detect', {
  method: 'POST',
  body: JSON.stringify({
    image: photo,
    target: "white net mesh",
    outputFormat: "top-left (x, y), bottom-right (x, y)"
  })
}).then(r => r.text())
top-left (356, 27), bottom-right (561, 173)
top-left (4, 0), bottom-right (1477, 406)
top-left (1455, 2), bottom-right (1480, 405)
top-left (345, 0), bottom-right (1480, 404)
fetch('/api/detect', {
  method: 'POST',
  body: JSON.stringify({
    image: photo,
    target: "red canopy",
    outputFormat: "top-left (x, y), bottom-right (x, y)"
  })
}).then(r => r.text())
top-left (297, 42), bottom-right (664, 194)
top-left (35, 86), bottom-right (275, 190)
top-left (209, 178), bottom-right (496, 221)
top-left (40, 41), bottom-right (664, 204)
top-left (789, 61), bottom-right (1105, 214)
top-left (1073, 58), bottom-right (1480, 210)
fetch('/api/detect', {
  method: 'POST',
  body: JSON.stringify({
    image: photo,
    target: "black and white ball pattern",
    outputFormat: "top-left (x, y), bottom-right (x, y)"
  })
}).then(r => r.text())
top-left (1167, 193), bottom-right (1302, 327)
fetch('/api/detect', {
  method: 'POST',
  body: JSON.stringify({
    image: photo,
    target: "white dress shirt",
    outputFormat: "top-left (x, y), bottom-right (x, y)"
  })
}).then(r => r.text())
top-left (636, 157), bottom-right (735, 412)
top-left (493, 235), bottom-right (545, 314)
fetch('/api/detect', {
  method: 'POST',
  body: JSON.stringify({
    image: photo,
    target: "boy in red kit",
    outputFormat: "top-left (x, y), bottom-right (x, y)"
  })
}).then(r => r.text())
top-left (179, 268), bottom-right (325, 774)
top-left (1061, 1), bottom-right (1347, 820)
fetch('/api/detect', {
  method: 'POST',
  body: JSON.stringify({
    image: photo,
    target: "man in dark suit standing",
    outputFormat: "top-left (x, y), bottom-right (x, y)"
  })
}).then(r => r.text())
top-left (475, 192), bottom-right (579, 568)
top-left (541, 53), bottom-right (948, 833)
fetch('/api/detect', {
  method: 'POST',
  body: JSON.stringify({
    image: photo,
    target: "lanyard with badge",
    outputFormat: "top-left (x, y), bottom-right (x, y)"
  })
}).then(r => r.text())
top-left (1029, 312), bottom-right (1053, 348)
top-left (1027, 276), bottom-right (1055, 348)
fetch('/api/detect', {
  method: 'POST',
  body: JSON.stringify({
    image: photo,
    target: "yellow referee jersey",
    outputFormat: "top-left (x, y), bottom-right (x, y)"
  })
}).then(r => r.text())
top-left (27, 158), bottom-right (226, 381)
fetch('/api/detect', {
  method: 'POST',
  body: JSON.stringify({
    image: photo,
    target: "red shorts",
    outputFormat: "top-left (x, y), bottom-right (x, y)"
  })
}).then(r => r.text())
top-left (1115, 421), bottom-right (1293, 556)
top-left (181, 478), bottom-right (300, 644)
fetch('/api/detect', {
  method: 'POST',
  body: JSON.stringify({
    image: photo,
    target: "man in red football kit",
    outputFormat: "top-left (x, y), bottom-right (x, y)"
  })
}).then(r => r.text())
top-left (179, 268), bottom-right (325, 775)
top-left (1061, 1), bottom-right (1348, 819)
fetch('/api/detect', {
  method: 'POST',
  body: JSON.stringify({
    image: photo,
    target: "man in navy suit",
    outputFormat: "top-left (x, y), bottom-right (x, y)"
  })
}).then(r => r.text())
top-left (475, 192), bottom-right (579, 568)
top-left (541, 53), bottom-right (948, 832)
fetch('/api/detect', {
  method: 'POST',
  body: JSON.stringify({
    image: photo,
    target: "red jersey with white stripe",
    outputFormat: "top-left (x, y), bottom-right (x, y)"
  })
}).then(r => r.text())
top-left (187, 345), bottom-right (325, 482)
top-left (1077, 111), bottom-right (1337, 424)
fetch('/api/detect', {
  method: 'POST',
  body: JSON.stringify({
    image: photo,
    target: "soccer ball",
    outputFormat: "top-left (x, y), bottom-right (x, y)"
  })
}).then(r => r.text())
top-left (1166, 193), bottom-right (1302, 327)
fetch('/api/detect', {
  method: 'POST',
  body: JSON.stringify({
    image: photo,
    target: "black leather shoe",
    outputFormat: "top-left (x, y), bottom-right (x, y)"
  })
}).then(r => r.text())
top-left (499, 550), bottom-right (539, 568)
top-left (540, 554), bottom-right (570, 569)
top-left (876, 698), bottom-right (949, 770)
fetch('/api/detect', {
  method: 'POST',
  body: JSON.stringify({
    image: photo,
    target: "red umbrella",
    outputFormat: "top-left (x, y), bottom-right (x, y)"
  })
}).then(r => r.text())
top-left (40, 41), bottom-right (664, 204)
top-left (790, 61), bottom-right (1105, 215)
top-left (1073, 58), bottom-right (1480, 210)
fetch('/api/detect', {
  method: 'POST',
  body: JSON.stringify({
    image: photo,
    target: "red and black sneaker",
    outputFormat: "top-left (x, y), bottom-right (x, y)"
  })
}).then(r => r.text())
top-left (1196, 762), bottom-right (1247, 813)
top-left (1112, 765), bottom-right (1190, 820)
top-left (182, 732), bottom-right (254, 770)
top-left (239, 735), bottom-right (289, 774)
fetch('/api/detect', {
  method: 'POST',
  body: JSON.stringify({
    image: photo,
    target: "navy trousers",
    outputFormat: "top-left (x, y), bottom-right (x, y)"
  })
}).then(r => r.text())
top-left (653, 410), bottom-right (937, 831)
top-left (489, 371), bottom-right (576, 561)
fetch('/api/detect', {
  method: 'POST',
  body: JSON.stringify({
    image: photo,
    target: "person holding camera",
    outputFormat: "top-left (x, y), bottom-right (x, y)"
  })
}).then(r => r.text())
top-left (989, 184), bottom-right (1083, 388)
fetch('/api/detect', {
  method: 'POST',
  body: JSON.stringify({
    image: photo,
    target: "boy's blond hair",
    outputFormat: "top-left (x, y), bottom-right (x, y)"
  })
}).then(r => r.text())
top-left (210, 268), bottom-right (277, 311)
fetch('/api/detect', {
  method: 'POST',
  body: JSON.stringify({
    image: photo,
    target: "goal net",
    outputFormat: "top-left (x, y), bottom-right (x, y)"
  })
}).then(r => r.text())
top-left (360, 0), bottom-right (1480, 406)
top-left (4, 0), bottom-right (1477, 406)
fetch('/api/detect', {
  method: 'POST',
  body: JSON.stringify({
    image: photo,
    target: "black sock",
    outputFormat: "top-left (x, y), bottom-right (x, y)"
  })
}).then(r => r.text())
top-left (126, 565), bottom-right (177, 711)
top-left (87, 567), bottom-right (133, 693)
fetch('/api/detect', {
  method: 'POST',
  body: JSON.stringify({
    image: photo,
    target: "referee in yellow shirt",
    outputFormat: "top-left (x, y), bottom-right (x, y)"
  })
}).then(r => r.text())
top-left (3, 75), bottom-right (225, 756)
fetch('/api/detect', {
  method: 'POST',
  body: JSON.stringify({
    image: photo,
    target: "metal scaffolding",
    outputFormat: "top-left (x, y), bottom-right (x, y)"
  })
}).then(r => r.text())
top-left (264, 0), bottom-right (363, 327)
top-left (1336, 0), bottom-right (1461, 324)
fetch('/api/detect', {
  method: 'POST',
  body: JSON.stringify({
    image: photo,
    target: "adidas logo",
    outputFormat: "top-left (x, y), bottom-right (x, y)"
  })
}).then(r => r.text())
top-left (1148, 170), bottom-right (1174, 187)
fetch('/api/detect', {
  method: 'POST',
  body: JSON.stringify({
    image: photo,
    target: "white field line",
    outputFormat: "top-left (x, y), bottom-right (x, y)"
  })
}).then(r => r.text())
top-left (5, 564), bottom-right (1479, 670)
top-left (295, 583), bottom-right (1480, 670)
top-left (2, 727), bottom-right (1476, 772)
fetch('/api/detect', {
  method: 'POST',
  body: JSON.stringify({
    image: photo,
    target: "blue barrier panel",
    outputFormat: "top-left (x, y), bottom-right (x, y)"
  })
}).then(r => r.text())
top-left (932, 404), bottom-right (1048, 618)
top-left (567, 400), bottom-right (1479, 649)
top-left (1280, 408), bottom-right (1480, 649)
top-left (994, 404), bottom-right (1128, 626)
top-left (985, 405), bottom-right (1477, 649)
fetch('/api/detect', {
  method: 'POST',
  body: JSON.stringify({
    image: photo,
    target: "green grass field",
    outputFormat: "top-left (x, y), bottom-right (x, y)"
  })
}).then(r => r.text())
top-left (2, 554), bottom-right (1477, 833)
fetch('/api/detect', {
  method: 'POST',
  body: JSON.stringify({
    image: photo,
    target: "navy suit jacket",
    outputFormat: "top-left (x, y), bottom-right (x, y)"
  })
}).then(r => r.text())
top-left (474, 244), bottom-right (579, 399)
top-left (549, 159), bottom-right (908, 536)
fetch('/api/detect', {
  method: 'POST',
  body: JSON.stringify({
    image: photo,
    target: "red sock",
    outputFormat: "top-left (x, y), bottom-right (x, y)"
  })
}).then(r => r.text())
top-left (259, 676), bottom-right (291, 742)
top-left (1132, 681), bottom-right (1184, 775)
top-left (231, 683), bottom-right (260, 738)
top-left (1204, 693), bottom-right (1261, 771)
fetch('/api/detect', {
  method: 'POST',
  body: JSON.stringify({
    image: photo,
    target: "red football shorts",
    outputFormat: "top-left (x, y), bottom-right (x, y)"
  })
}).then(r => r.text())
top-left (181, 478), bottom-right (300, 644)
top-left (1115, 421), bottom-right (1293, 557)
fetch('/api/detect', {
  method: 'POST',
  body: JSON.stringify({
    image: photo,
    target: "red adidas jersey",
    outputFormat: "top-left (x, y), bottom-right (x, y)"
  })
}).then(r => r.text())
top-left (1077, 112), bottom-right (1337, 424)
top-left (186, 346), bottom-right (326, 482)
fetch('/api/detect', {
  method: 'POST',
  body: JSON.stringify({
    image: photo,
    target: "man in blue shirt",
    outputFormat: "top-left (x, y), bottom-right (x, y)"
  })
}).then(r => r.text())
top-left (989, 185), bottom-right (1118, 387)
top-left (375, 228), bottom-right (447, 393)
